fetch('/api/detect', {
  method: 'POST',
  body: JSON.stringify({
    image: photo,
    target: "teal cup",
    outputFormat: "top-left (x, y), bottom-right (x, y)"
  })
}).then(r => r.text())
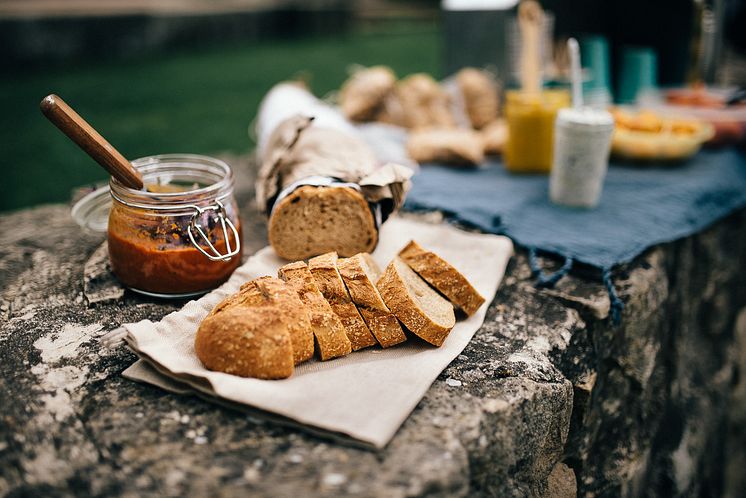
top-left (580, 35), bottom-right (612, 105)
top-left (617, 47), bottom-right (658, 104)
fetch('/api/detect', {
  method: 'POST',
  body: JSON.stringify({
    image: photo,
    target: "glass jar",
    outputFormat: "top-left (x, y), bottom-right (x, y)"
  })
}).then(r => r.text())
top-left (504, 89), bottom-right (570, 173)
top-left (74, 154), bottom-right (242, 297)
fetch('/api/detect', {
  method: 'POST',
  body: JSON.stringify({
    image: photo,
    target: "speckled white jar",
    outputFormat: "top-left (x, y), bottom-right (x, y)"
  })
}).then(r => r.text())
top-left (549, 107), bottom-right (614, 208)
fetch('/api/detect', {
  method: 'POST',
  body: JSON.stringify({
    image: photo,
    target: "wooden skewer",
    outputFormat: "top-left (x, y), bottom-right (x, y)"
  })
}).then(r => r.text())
top-left (40, 94), bottom-right (144, 190)
top-left (518, 0), bottom-right (544, 95)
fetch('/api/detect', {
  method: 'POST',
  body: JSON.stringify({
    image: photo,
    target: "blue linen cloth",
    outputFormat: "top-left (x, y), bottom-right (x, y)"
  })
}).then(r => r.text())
top-left (403, 148), bottom-right (746, 321)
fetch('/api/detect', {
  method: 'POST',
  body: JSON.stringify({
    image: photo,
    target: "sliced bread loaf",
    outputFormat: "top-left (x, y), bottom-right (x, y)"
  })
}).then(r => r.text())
top-left (245, 277), bottom-right (315, 364)
top-left (398, 241), bottom-right (485, 316)
top-left (278, 261), bottom-right (352, 361)
top-left (377, 257), bottom-right (456, 347)
top-left (309, 252), bottom-right (377, 351)
top-left (207, 276), bottom-right (314, 364)
top-left (269, 186), bottom-right (377, 261)
top-left (337, 253), bottom-right (406, 348)
top-left (195, 306), bottom-right (294, 379)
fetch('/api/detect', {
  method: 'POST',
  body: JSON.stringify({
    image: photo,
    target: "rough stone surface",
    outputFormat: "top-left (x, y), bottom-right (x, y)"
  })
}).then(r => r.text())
top-left (83, 243), bottom-right (124, 306)
top-left (1, 154), bottom-right (745, 497)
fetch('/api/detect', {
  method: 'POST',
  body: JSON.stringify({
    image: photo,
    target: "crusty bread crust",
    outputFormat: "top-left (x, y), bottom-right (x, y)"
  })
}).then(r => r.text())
top-left (398, 241), bottom-right (485, 316)
top-left (337, 254), bottom-right (406, 348)
top-left (377, 257), bottom-right (455, 347)
top-left (249, 277), bottom-right (315, 364)
top-left (278, 261), bottom-right (352, 361)
top-left (269, 186), bottom-right (378, 261)
top-left (208, 276), bottom-right (314, 364)
top-left (195, 307), bottom-right (294, 379)
top-left (309, 252), bottom-right (377, 351)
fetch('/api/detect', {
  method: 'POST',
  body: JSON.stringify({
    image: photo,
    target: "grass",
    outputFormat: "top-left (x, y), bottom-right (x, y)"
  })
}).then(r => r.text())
top-left (0, 24), bottom-right (440, 212)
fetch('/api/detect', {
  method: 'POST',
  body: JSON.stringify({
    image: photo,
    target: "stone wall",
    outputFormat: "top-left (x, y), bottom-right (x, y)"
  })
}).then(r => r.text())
top-left (554, 210), bottom-right (746, 497)
top-left (0, 155), bottom-right (744, 496)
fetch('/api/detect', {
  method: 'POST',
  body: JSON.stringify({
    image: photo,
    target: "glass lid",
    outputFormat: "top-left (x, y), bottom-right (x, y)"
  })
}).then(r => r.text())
top-left (71, 185), bottom-right (111, 234)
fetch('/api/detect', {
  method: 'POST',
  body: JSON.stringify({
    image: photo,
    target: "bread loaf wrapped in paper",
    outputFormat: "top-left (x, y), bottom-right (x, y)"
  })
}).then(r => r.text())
top-left (255, 82), bottom-right (412, 261)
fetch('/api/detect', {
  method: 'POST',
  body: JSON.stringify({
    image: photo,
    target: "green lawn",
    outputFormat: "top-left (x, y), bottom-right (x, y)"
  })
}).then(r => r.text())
top-left (1, 25), bottom-right (440, 212)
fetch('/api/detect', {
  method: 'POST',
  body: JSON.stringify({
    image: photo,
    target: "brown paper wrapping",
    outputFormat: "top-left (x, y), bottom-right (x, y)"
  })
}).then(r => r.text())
top-left (256, 114), bottom-right (412, 219)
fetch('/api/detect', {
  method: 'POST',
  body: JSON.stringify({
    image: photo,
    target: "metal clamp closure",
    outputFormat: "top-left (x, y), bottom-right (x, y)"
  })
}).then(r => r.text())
top-left (186, 200), bottom-right (241, 262)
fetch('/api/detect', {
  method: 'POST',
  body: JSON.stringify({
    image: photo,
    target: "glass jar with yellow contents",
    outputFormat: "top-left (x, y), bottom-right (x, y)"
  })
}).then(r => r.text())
top-left (503, 89), bottom-right (570, 173)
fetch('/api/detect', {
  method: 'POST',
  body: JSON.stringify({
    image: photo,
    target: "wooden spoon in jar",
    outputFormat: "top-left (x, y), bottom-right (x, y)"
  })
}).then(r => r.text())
top-left (40, 94), bottom-right (144, 190)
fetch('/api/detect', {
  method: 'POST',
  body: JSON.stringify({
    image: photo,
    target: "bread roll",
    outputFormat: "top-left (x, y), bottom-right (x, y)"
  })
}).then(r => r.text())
top-left (456, 68), bottom-right (500, 129)
top-left (407, 128), bottom-right (485, 166)
top-left (244, 277), bottom-right (315, 364)
top-left (396, 73), bottom-right (456, 129)
top-left (340, 66), bottom-right (397, 122)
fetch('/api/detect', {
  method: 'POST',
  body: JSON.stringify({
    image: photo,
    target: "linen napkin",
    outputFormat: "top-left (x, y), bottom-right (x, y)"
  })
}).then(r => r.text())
top-left (121, 216), bottom-right (513, 448)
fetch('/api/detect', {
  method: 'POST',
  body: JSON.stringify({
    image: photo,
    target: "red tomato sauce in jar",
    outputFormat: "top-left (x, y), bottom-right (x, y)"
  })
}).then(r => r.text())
top-left (108, 205), bottom-right (241, 294)
top-left (105, 154), bottom-right (243, 297)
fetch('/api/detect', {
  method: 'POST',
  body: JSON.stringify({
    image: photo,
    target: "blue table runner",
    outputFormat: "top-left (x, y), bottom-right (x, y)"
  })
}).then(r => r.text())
top-left (404, 148), bottom-right (746, 322)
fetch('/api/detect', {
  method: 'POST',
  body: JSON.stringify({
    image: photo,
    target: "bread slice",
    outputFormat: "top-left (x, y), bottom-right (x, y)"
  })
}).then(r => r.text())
top-left (278, 261), bottom-right (352, 361)
top-left (269, 186), bottom-right (378, 261)
top-left (195, 306), bottom-right (294, 379)
top-left (207, 276), bottom-right (314, 364)
top-left (337, 254), bottom-right (406, 348)
top-left (308, 252), bottom-right (377, 351)
top-left (377, 257), bottom-right (456, 347)
top-left (398, 241), bottom-right (486, 316)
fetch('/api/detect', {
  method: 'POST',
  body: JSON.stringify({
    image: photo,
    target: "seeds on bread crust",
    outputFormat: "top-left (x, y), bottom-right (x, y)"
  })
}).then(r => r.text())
top-left (398, 241), bottom-right (485, 316)
top-left (377, 257), bottom-right (455, 347)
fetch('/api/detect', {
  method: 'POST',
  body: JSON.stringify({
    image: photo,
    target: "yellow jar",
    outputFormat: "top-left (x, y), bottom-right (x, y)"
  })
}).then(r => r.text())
top-left (504, 90), bottom-right (570, 173)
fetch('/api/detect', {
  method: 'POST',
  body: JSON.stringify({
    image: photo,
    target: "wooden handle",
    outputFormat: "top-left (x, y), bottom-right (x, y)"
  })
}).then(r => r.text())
top-left (518, 0), bottom-right (544, 94)
top-left (40, 94), bottom-right (144, 190)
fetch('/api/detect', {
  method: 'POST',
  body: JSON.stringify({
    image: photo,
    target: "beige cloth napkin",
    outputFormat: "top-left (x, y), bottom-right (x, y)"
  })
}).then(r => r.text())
top-left (121, 216), bottom-right (513, 448)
